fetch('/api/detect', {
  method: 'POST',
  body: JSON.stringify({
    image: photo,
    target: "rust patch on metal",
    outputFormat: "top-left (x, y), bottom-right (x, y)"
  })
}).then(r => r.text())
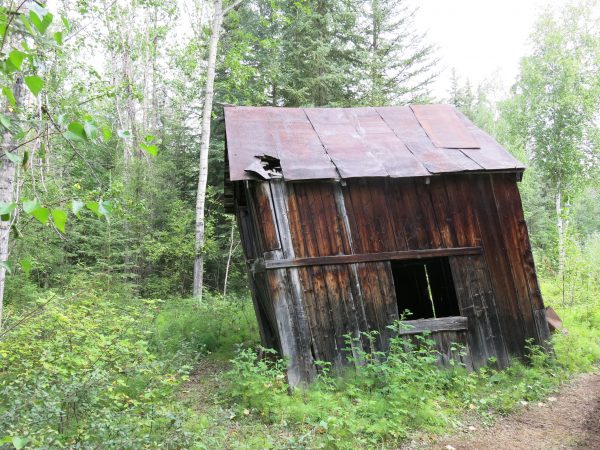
top-left (224, 105), bottom-right (524, 182)
top-left (546, 306), bottom-right (564, 332)
top-left (410, 104), bottom-right (480, 149)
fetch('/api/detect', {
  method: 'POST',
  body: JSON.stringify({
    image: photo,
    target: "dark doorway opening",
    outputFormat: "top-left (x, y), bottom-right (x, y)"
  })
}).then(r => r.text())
top-left (391, 258), bottom-right (460, 320)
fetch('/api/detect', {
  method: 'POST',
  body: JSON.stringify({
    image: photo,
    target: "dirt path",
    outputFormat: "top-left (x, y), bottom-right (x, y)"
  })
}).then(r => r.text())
top-left (436, 372), bottom-right (600, 450)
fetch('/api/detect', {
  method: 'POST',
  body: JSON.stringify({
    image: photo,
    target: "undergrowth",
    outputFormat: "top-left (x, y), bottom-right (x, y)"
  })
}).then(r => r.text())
top-left (223, 276), bottom-right (600, 449)
top-left (1, 274), bottom-right (598, 449)
top-left (225, 325), bottom-right (577, 449)
top-left (151, 293), bottom-right (260, 360)
top-left (0, 293), bottom-right (196, 448)
top-left (0, 288), bottom-right (259, 449)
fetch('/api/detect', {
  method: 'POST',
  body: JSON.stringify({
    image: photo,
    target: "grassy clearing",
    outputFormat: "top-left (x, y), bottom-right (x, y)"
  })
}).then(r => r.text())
top-left (1, 277), bottom-right (598, 449)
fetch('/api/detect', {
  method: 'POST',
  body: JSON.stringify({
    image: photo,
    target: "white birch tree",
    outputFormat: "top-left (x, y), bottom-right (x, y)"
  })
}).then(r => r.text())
top-left (193, 0), bottom-right (242, 300)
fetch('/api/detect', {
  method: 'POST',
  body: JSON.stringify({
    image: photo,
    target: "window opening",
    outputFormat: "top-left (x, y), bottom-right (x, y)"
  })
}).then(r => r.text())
top-left (391, 257), bottom-right (460, 320)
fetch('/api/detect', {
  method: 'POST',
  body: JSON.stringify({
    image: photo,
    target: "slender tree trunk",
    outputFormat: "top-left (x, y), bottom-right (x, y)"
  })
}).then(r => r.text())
top-left (0, 9), bottom-right (28, 329)
top-left (556, 190), bottom-right (565, 274)
top-left (223, 220), bottom-right (235, 296)
top-left (370, 0), bottom-right (380, 105)
top-left (193, 0), bottom-right (224, 300)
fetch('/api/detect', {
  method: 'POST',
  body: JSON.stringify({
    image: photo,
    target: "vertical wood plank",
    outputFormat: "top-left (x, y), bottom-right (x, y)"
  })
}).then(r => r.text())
top-left (472, 174), bottom-right (529, 358)
top-left (488, 174), bottom-right (539, 346)
top-left (492, 174), bottom-right (545, 311)
top-left (533, 308), bottom-right (552, 349)
top-left (427, 176), bottom-right (459, 248)
top-left (412, 179), bottom-right (444, 249)
top-left (334, 183), bottom-right (370, 360)
top-left (450, 254), bottom-right (509, 368)
top-left (266, 181), bottom-right (317, 385)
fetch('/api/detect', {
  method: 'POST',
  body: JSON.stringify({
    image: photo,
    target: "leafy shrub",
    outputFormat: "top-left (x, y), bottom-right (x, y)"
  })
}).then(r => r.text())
top-left (227, 328), bottom-right (463, 448)
top-left (0, 293), bottom-right (196, 448)
top-left (225, 316), bottom-right (598, 449)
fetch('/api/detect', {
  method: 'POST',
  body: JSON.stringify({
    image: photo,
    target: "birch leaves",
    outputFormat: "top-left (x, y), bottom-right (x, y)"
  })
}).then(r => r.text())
top-left (0, 4), bottom-right (67, 101)
top-left (0, 198), bottom-right (111, 234)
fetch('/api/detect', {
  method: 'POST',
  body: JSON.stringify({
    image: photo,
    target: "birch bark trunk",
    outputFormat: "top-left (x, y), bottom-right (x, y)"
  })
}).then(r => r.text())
top-left (193, 0), bottom-right (224, 300)
top-left (193, 0), bottom-right (243, 299)
top-left (556, 190), bottom-right (564, 275)
top-left (0, 4), bottom-right (29, 329)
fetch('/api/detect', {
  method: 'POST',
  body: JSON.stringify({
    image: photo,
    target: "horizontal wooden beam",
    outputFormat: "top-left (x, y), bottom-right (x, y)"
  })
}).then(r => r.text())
top-left (260, 247), bottom-right (482, 271)
top-left (396, 316), bottom-right (468, 335)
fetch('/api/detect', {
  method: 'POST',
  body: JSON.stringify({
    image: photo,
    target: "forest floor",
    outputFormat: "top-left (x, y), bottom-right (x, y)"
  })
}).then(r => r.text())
top-left (418, 371), bottom-right (600, 450)
top-left (183, 359), bottom-right (600, 449)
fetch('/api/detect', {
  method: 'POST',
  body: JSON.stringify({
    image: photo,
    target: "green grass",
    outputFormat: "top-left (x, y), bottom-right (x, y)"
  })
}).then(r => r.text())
top-left (1, 274), bottom-right (598, 449)
top-left (150, 293), bottom-right (260, 360)
top-left (219, 275), bottom-right (600, 449)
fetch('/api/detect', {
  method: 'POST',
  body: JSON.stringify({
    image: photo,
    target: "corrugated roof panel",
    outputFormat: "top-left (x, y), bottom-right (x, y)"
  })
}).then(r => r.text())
top-left (224, 106), bottom-right (338, 181)
top-left (410, 104), bottom-right (480, 149)
top-left (304, 108), bottom-right (389, 178)
top-left (225, 108), bottom-right (280, 181)
top-left (274, 121), bottom-right (339, 180)
top-left (406, 142), bottom-right (483, 174)
top-left (376, 106), bottom-right (484, 173)
top-left (342, 108), bottom-right (429, 177)
top-left (224, 105), bottom-right (525, 182)
top-left (454, 110), bottom-right (526, 171)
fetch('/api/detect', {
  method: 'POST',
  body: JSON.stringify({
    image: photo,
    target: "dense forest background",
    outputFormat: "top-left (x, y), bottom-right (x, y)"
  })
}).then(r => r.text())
top-left (1, 0), bottom-right (600, 448)
top-left (4, 0), bottom-right (599, 304)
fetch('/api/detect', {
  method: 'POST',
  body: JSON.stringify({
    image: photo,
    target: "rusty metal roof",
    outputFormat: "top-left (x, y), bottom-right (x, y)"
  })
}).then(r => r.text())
top-left (224, 104), bottom-right (525, 182)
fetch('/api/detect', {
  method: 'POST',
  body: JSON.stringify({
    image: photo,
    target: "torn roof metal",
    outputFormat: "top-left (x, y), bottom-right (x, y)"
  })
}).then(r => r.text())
top-left (224, 104), bottom-right (525, 182)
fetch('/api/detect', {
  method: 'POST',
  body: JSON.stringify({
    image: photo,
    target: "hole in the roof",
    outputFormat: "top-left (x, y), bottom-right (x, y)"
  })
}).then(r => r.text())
top-left (244, 154), bottom-right (282, 180)
top-left (258, 154), bottom-right (282, 173)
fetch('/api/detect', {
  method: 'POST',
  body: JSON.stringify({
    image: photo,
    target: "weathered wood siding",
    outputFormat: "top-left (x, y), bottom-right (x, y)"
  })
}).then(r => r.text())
top-left (234, 172), bottom-right (548, 383)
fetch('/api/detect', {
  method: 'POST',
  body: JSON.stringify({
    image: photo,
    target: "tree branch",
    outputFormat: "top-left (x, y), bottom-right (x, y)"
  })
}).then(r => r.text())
top-left (223, 0), bottom-right (244, 16)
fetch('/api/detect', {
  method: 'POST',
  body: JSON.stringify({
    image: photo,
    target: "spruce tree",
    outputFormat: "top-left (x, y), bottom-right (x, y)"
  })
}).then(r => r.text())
top-left (359, 0), bottom-right (438, 105)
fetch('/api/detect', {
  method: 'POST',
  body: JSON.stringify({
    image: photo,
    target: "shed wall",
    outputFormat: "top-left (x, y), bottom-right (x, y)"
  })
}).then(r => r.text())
top-left (235, 173), bottom-right (548, 383)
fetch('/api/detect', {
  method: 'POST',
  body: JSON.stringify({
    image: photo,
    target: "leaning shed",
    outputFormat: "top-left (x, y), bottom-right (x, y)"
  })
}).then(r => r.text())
top-left (223, 104), bottom-right (551, 386)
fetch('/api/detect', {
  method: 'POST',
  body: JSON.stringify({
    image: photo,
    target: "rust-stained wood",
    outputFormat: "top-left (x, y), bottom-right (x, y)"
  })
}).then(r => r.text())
top-left (397, 316), bottom-right (468, 335)
top-left (427, 176), bottom-right (459, 248)
top-left (487, 174), bottom-right (539, 348)
top-left (356, 261), bottom-right (398, 351)
top-left (250, 183), bottom-right (280, 252)
top-left (288, 182), bottom-right (368, 371)
top-left (471, 175), bottom-right (533, 358)
top-left (448, 176), bottom-right (481, 248)
top-left (491, 174), bottom-right (545, 312)
top-left (260, 247), bottom-right (483, 270)
top-left (333, 183), bottom-right (370, 361)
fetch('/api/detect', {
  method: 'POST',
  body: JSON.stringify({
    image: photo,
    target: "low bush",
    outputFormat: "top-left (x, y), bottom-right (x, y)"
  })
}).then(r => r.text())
top-left (0, 293), bottom-right (196, 448)
top-left (225, 306), bottom-right (600, 449)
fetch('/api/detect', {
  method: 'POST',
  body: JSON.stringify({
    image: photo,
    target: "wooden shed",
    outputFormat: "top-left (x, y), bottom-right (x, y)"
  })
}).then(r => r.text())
top-left (223, 104), bottom-right (551, 386)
